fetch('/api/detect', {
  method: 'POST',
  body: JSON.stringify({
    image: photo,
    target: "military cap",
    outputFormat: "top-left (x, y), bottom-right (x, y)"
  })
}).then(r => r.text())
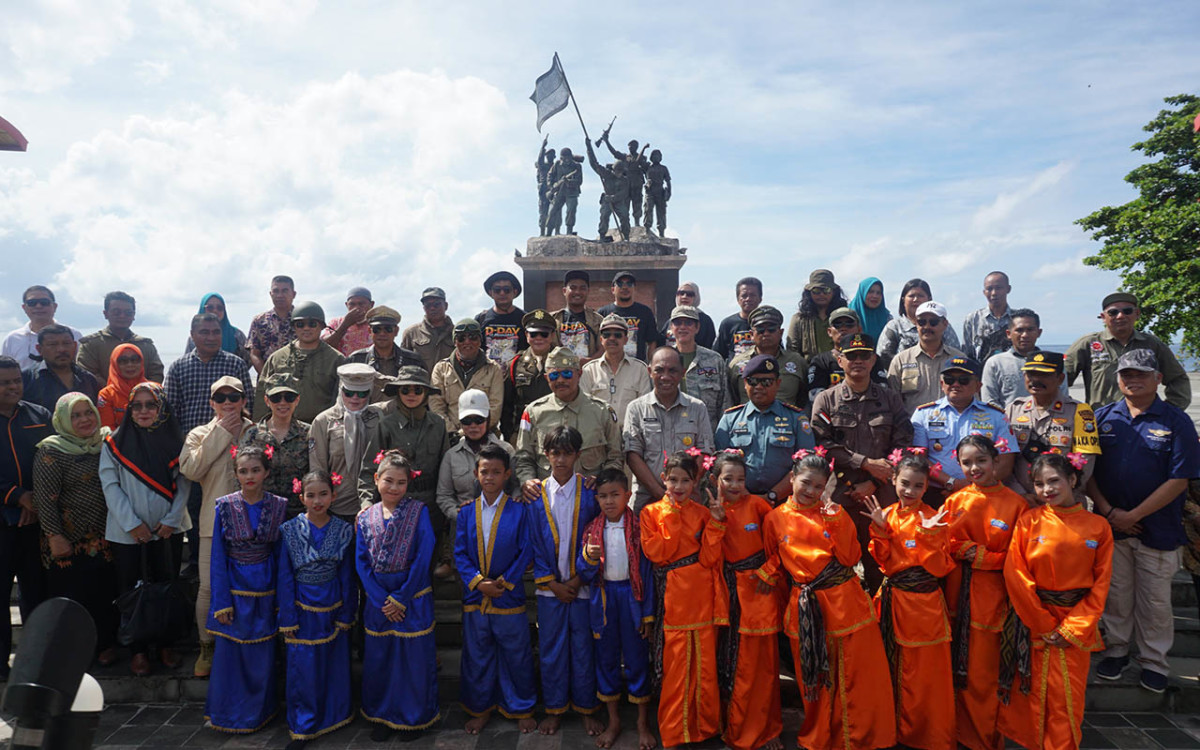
top-left (453, 318), bottom-right (482, 334)
top-left (336, 363), bottom-right (377, 391)
top-left (483, 271), bottom-right (521, 296)
top-left (383, 365), bottom-right (439, 396)
top-left (1117, 348), bottom-right (1158, 373)
top-left (1102, 292), bottom-right (1138, 309)
top-left (346, 286), bottom-right (373, 302)
top-left (914, 300), bottom-right (948, 320)
top-left (546, 346), bottom-right (581, 371)
top-left (599, 313), bottom-right (628, 332)
top-left (669, 305), bottom-right (700, 322)
top-left (828, 306), bottom-right (859, 325)
top-left (209, 375), bottom-right (244, 396)
top-left (612, 270), bottom-right (636, 284)
top-left (420, 287), bottom-right (446, 301)
top-left (262, 374), bottom-right (299, 396)
top-left (522, 309), bottom-right (558, 332)
top-left (563, 270), bottom-right (590, 285)
top-left (838, 333), bottom-right (875, 354)
top-left (1021, 350), bottom-right (1064, 375)
top-left (940, 355), bottom-right (981, 378)
top-left (291, 300), bottom-right (325, 324)
top-left (742, 354), bottom-right (779, 379)
top-left (805, 269), bottom-right (835, 291)
top-left (748, 305), bottom-right (784, 327)
top-left (366, 305), bottom-right (401, 325)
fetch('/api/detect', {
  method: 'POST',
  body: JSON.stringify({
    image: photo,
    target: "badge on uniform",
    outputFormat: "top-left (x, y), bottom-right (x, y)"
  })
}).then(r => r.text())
top-left (682, 436), bottom-right (693, 447)
top-left (1086, 539), bottom-right (1099, 549)
top-left (904, 539), bottom-right (916, 549)
top-left (933, 442), bottom-right (943, 452)
top-left (785, 361), bottom-right (797, 373)
top-left (744, 523), bottom-right (759, 532)
top-left (989, 518), bottom-right (1010, 531)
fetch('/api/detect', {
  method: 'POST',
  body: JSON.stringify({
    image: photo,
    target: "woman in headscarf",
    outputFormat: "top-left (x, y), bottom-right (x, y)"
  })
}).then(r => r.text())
top-left (848, 277), bottom-right (893, 343)
top-left (97, 343), bottom-right (147, 430)
top-left (185, 293), bottom-right (251, 364)
top-left (876, 278), bottom-right (962, 358)
top-left (309, 363), bottom-right (381, 524)
top-left (100, 382), bottom-right (191, 675)
top-left (32, 392), bottom-right (120, 666)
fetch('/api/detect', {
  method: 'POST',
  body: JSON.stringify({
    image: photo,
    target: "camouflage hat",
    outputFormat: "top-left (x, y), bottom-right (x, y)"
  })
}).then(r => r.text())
top-left (828, 306), bottom-right (859, 326)
top-left (805, 269), bottom-right (835, 291)
top-left (1116, 348), bottom-right (1158, 373)
top-left (1021, 350), bottom-right (1063, 375)
top-left (291, 300), bottom-right (325, 324)
top-left (742, 354), bottom-right (779, 379)
top-left (669, 305), bottom-right (700, 322)
top-left (263, 374), bottom-right (300, 396)
top-left (366, 305), bottom-right (401, 325)
top-left (522, 309), bottom-right (558, 332)
top-left (453, 318), bottom-right (482, 334)
top-left (748, 305), bottom-right (784, 328)
top-left (599, 313), bottom-right (628, 332)
top-left (546, 346), bottom-right (581, 371)
top-left (420, 287), bottom-right (446, 301)
top-left (383, 365), bottom-right (439, 396)
top-left (837, 333), bottom-right (875, 355)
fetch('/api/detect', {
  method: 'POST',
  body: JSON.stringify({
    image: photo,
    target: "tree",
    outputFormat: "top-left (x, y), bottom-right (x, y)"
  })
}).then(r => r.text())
top-left (1077, 93), bottom-right (1200, 359)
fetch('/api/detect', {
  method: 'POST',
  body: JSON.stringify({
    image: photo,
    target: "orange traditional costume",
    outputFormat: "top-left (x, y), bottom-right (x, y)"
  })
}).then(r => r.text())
top-left (761, 499), bottom-right (895, 750)
top-left (640, 496), bottom-right (727, 748)
top-left (719, 493), bottom-right (785, 750)
top-left (999, 504), bottom-right (1113, 750)
top-left (943, 484), bottom-right (1028, 750)
top-left (869, 502), bottom-right (955, 750)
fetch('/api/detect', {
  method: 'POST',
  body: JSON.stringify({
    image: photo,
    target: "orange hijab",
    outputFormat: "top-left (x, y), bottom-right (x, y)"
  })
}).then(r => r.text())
top-left (97, 343), bottom-right (147, 430)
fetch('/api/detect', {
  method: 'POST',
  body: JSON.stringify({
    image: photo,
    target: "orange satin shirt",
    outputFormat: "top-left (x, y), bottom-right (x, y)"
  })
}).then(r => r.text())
top-left (722, 494), bottom-right (785, 634)
top-left (943, 484), bottom-right (1029, 630)
top-left (869, 502), bottom-right (954, 645)
top-left (640, 497), bottom-right (728, 630)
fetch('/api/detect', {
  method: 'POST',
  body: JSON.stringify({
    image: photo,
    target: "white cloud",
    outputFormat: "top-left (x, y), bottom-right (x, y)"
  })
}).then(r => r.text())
top-left (0, 0), bottom-right (134, 93)
top-left (970, 161), bottom-right (1074, 232)
top-left (135, 59), bottom-right (171, 85)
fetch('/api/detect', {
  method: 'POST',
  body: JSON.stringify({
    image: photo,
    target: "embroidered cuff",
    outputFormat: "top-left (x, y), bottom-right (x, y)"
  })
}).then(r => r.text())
top-left (497, 576), bottom-right (515, 591)
top-left (754, 568), bottom-right (778, 587)
top-left (1056, 624), bottom-right (1088, 650)
top-left (212, 607), bottom-right (234, 620)
top-left (581, 548), bottom-right (600, 566)
top-left (467, 573), bottom-right (484, 591)
top-left (707, 519), bottom-right (726, 532)
top-left (534, 574), bottom-right (556, 585)
top-left (641, 616), bottom-right (655, 624)
top-left (385, 596), bottom-right (407, 613)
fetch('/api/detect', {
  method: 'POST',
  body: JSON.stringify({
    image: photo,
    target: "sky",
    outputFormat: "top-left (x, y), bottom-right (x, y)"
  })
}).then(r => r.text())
top-left (1, 0), bottom-right (1198, 361)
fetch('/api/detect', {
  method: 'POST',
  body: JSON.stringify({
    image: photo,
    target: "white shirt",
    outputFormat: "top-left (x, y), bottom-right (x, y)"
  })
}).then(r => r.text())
top-left (536, 473), bottom-right (590, 599)
top-left (603, 517), bottom-right (629, 582)
top-left (479, 492), bottom-right (505, 555)
top-left (2, 322), bottom-right (83, 371)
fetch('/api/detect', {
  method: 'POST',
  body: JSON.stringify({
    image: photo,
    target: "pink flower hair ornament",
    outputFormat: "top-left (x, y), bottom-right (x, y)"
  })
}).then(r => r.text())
top-left (228, 445), bottom-right (238, 459)
top-left (685, 447), bottom-right (702, 458)
top-left (374, 450), bottom-right (385, 465)
top-left (330, 473), bottom-right (343, 487)
top-left (887, 448), bottom-right (904, 466)
top-left (411, 469), bottom-right (422, 479)
top-left (701, 456), bottom-right (716, 472)
top-left (263, 445), bottom-right (275, 460)
top-left (1066, 453), bottom-right (1088, 471)
top-left (292, 478), bottom-right (303, 495)
top-left (994, 438), bottom-right (1010, 452)
top-left (813, 445), bottom-right (828, 458)
top-left (910, 446), bottom-right (926, 455)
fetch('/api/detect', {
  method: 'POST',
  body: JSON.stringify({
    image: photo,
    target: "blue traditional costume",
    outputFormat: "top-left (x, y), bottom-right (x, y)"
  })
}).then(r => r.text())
top-left (454, 492), bottom-right (537, 719)
top-left (277, 515), bottom-right (356, 741)
top-left (577, 507), bottom-right (655, 704)
top-left (205, 491), bottom-right (288, 733)
top-left (531, 475), bottom-right (600, 715)
top-left (355, 499), bottom-right (439, 730)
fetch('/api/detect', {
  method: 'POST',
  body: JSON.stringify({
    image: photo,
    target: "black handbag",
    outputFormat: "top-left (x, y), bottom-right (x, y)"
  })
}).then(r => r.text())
top-left (114, 541), bottom-right (192, 647)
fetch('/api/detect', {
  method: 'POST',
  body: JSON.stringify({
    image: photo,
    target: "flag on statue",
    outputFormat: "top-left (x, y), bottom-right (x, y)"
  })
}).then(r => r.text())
top-left (530, 55), bottom-right (569, 132)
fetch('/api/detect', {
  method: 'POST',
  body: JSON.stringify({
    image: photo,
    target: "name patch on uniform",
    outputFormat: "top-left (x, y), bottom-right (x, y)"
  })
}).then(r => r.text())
top-left (744, 523), bottom-right (759, 532)
top-left (989, 518), bottom-right (1010, 531)
top-left (1085, 539), bottom-right (1099, 549)
top-left (904, 539), bottom-right (916, 549)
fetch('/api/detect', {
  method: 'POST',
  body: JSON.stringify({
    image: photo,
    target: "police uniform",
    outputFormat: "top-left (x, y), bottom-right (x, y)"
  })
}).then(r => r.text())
top-left (714, 355), bottom-right (815, 500)
top-left (1004, 351), bottom-right (1100, 496)
top-left (502, 310), bottom-right (557, 439)
top-left (728, 305), bottom-right (809, 409)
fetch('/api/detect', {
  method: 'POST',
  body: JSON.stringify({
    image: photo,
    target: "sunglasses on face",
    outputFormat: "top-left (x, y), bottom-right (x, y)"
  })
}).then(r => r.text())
top-left (268, 392), bottom-right (298, 403)
top-left (600, 330), bottom-right (625, 339)
top-left (547, 370), bottom-right (575, 381)
top-left (1105, 307), bottom-right (1135, 318)
top-left (746, 377), bottom-right (777, 388)
top-left (753, 326), bottom-right (780, 335)
top-left (129, 401), bottom-right (158, 412)
top-left (843, 351), bottom-right (873, 361)
top-left (809, 286), bottom-right (831, 295)
top-left (24, 298), bottom-right (53, 308)
top-left (292, 319), bottom-right (321, 329)
top-left (942, 374), bottom-right (973, 386)
top-left (916, 317), bottom-right (942, 328)
top-left (398, 386), bottom-right (425, 395)
top-left (116, 356), bottom-right (142, 365)
top-left (460, 415), bottom-right (487, 427)
top-left (491, 286), bottom-right (515, 294)
top-left (614, 280), bottom-right (635, 288)
top-left (370, 324), bottom-right (395, 333)
top-left (212, 392), bottom-right (244, 404)
top-left (455, 333), bottom-right (481, 342)
top-left (342, 389), bottom-right (371, 399)
top-left (527, 330), bottom-right (552, 339)
top-left (676, 290), bottom-right (696, 297)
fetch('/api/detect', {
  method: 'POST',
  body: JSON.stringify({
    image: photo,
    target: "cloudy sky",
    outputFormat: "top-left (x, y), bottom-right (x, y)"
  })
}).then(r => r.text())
top-left (1, 0), bottom-right (1197, 360)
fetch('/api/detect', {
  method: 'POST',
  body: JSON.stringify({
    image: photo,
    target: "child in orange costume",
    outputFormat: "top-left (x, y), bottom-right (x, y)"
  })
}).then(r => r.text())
top-left (639, 451), bottom-right (727, 750)
top-left (863, 451), bottom-right (955, 750)
top-left (713, 450), bottom-right (785, 750)
top-left (942, 434), bottom-right (1030, 750)
top-left (999, 453), bottom-right (1113, 750)
top-left (760, 452), bottom-right (895, 750)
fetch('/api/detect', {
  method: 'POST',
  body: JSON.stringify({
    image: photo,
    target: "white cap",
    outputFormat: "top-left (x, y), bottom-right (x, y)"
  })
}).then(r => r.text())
top-left (458, 389), bottom-right (490, 420)
top-left (915, 300), bottom-right (947, 320)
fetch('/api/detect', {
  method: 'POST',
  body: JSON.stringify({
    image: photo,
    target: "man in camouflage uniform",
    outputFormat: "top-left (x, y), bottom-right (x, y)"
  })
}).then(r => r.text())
top-left (546, 147), bottom-right (583, 236)
top-left (503, 309), bottom-right (558, 440)
top-left (729, 305), bottom-right (808, 409)
top-left (669, 304), bottom-right (730, 431)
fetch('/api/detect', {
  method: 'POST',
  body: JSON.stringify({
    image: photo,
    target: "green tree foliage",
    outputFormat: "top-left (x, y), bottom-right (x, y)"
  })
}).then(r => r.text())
top-left (1077, 93), bottom-right (1200, 358)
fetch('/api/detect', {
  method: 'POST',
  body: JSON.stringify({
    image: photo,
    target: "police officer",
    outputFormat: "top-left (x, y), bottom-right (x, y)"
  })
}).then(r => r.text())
top-left (503, 309), bottom-right (558, 439)
top-left (1004, 350), bottom-right (1099, 499)
top-left (810, 333), bottom-right (912, 592)
top-left (728, 305), bottom-right (808, 409)
top-left (715, 354), bottom-right (815, 504)
top-left (911, 355), bottom-right (1018, 503)
top-left (515, 346), bottom-right (623, 498)
top-left (806, 307), bottom-right (889, 403)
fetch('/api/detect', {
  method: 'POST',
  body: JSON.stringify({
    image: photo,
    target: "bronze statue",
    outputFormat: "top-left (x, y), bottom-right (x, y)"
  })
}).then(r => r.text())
top-left (536, 135), bottom-right (557, 236)
top-left (643, 149), bottom-right (671, 237)
top-left (585, 141), bottom-right (631, 242)
top-left (546, 146), bottom-right (584, 236)
top-left (600, 133), bottom-right (650, 224)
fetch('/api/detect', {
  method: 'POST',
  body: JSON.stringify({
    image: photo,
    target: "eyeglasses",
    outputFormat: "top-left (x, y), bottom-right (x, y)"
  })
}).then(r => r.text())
top-left (1105, 307), bottom-right (1136, 318)
top-left (843, 351), bottom-right (873, 361)
top-left (460, 415), bottom-right (487, 426)
top-left (211, 392), bottom-right (244, 404)
top-left (268, 392), bottom-right (298, 403)
top-left (398, 386), bottom-right (425, 395)
top-left (746, 377), bottom-right (777, 388)
top-left (614, 280), bottom-right (635, 288)
top-left (23, 298), bottom-right (52, 308)
top-left (129, 401), bottom-right (158, 412)
top-left (527, 330), bottom-right (552, 338)
top-left (916, 317), bottom-right (942, 328)
top-left (116, 356), bottom-right (142, 365)
top-left (547, 370), bottom-right (575, 381)
top-left (600, 330), bottom-right (625, 339)
top-left (490, 286), bottom-right (515, 294)
top-left (676, 290), bottom-right (696, 297)
top-left (942, 374), bottom-right (973, 386)
top-left (753, 326), bottom-right (780, 335)
top-left (455, 333), bottom-right (481, 342)
top-left (809, 286), bottom-right (831, 295)
top-left (292, 319), bottom-right (321, 329)
top-left (370, 324), bottom-right (395, 333)
top-left (342, 388), bottom-right (371, 399)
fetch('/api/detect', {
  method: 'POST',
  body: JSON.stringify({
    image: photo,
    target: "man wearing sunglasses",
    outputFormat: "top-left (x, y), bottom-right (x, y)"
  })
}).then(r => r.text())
top-left (598, 271), bottom-right (661, 362)
top-left (502, 310), bottom-right (558, 440)
top-left (1065, 292), bottom-right (1190, 410)
top-left (887, 301), bottom-right (967, 414)
top-left (659, 282), bottom-right (716, 349)
top-left (579, 313), bottom-right (651, 430)
top-left (347, 305), bottom-right (425, 403)
top-left (729, 304), bottom-right (809, 409)
top-left (254, 301), bottom-right (347, 423)
top-left (429, 319), bottom-right (504, 434)
top-left (911, 356), bottom-right (1018, 502)
top-left (515, 347), bottom-right (622, 500)
top-left (476, 271), bottom-right (527, 367)
top-left (1, 285), bottom-right (81, 371)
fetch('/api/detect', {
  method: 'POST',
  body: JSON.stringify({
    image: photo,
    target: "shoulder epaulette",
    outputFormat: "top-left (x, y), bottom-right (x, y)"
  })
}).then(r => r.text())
top-left (781, 401), bottom-right (806, 413)
top-left (984, 401), bottom-right (1005, 412)
top-left (724, 403), bottom-right (743, 413)
top-left (916, 401), bottom-right (939, 410)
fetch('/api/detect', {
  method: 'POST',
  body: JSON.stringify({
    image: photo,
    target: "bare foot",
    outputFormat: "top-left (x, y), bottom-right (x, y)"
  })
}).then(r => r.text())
top-left (464, 710), bottom-right (491, 734)
top-left (583, 713), bottom-right (604, 736)
top-left (595, 719), bottom-right (620, 748)
top-left (538, 715), bottom-right (561, 735)
top-left (762, 736), bottom-right (783, 750)
top-left (518, 717), bottom-right (538, 733)
top-left (639, 724), bottom-right (659, 750)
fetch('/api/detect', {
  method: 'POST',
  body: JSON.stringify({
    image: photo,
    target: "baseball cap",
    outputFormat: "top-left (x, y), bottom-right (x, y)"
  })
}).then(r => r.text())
top-left (1116, 349), bottom-right (1158, 373)
top-left (458, 389), bottom-right (490, 420)
top-left (915, 301), bottom-right (947, 320)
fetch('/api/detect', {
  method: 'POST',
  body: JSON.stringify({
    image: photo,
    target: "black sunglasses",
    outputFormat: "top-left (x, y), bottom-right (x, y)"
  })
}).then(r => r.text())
top-left (455, 333), bottom-right (481, 342)
top-left (129, 401), bottom-right (158, 412)
top-left (527, 330), bottom-right (552, 339)
top-left (753, 326), bottom-right (780, 335)
top-left (916, 317), bottom-right (942, 328)
top-left (116, 356), bottom-right (142, 365)
top-left (268, 392), bottom-right (299, 403)
top-left (24, 298), bottom-right (53, 308)
top-left (370, 324), bottom-right (396, 333)
top-left (942, 374), bottom-right (973, 386)
top-left (600, 330), bottom-right (625, 339)
top-left (398, 386), bottom-right (425, 395)
top-left (746, 376), bottom-right (777, 388)
top-left (292, 319), bottom-right (322, 329)
top-left (460, 415), bottom-right (487, 426)
top-left (212, 392), bottom-right (244, 404)
top-left (1105, 307), bottom-right (1135, 318)
top-left (843, 351), bottom-right (873, 361)
top-left (342, 388), bottom-right (371, 399)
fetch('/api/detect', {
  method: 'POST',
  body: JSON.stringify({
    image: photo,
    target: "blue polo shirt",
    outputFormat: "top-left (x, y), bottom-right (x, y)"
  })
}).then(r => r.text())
top-left (715, 399), bottom-right (814, 495)
top-left (1094, 397), bottom-right (1200, 550)
top-left (911, 396), bottom-right (1018, 480)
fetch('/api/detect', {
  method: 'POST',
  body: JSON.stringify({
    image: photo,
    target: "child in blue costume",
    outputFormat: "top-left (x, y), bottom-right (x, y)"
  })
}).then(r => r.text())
top-left (456, 443), bottom-right (538, 734)
top-left (277, 470), bottom-right (357, 749)
top-left (356, 450), bottom-right (439, 742)
top-left (206, 445), bottom-right (288, 734)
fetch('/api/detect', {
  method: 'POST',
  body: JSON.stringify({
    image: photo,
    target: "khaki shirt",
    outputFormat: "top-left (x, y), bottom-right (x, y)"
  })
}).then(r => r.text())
top-left (514, 392), bottom-right (623, 483)
top-left (309, 403), bottom-right (382, 518)
top-left (428, 356), bottom-right (504, 432)
top-left (435, 435), bottom-right (516, 520)
top-left (729, 347), bottom-right (808, 408)
top-left (374, 408), bottom-right (449, 504)
top-left (579, 354), bottom-right (651, 429)
top-left (179, 416), bottom-right (253, 537)
top-left (1005, 395), bottom-right (1100, 496)
top-left (76, 327), bottom-right (165, 382)
top-left (679, 346), bottom-right (731, 431)
top-left (622, 390), bottom-right (715, 506)
top-left (401, 318), bottom-right (455, 374)
top-left (254, 341), bottom-right (346, 423)
top-left (887, 344), bottom-right (967, 414)
top-left (811, 382), bottom-right (913, 504)
top-left (1065, 329), bottom-right (1191, 410)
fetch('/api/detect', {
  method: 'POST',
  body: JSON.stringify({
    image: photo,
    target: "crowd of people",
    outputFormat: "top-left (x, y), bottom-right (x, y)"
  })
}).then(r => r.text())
top-left (0, 267), bottom-right (1197, 750)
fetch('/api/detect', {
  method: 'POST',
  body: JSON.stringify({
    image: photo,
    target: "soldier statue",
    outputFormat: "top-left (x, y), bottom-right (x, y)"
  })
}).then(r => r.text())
top-left (535, 135), bottom-right (556, 237)
top-left (643, 149), bottom-right (672, 237)
top-left (585, 141), bottom-right (631, 242)
top-left (601, 134), bottom-right (650, 224)
top-left (546, 146), bottom-right (584, 236)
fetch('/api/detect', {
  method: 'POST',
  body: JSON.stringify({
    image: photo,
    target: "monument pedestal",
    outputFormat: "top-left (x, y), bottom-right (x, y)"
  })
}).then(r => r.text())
top-left (515, 227), bottom-right (686, 322)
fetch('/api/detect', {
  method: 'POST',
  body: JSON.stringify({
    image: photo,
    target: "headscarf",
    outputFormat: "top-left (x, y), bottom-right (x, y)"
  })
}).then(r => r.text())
top-left (198, 293), bottom-right (240, 354)
top-left (106, 382), bottom-right (185, 501)
top-left (849, 277), bottom-right (892, 342)
top-left (339, 387), bottom-right (368, 489)
top-left (38, 392), bottom-right (110, 456)
top-left (97, 343), bottom-right (146, 430)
